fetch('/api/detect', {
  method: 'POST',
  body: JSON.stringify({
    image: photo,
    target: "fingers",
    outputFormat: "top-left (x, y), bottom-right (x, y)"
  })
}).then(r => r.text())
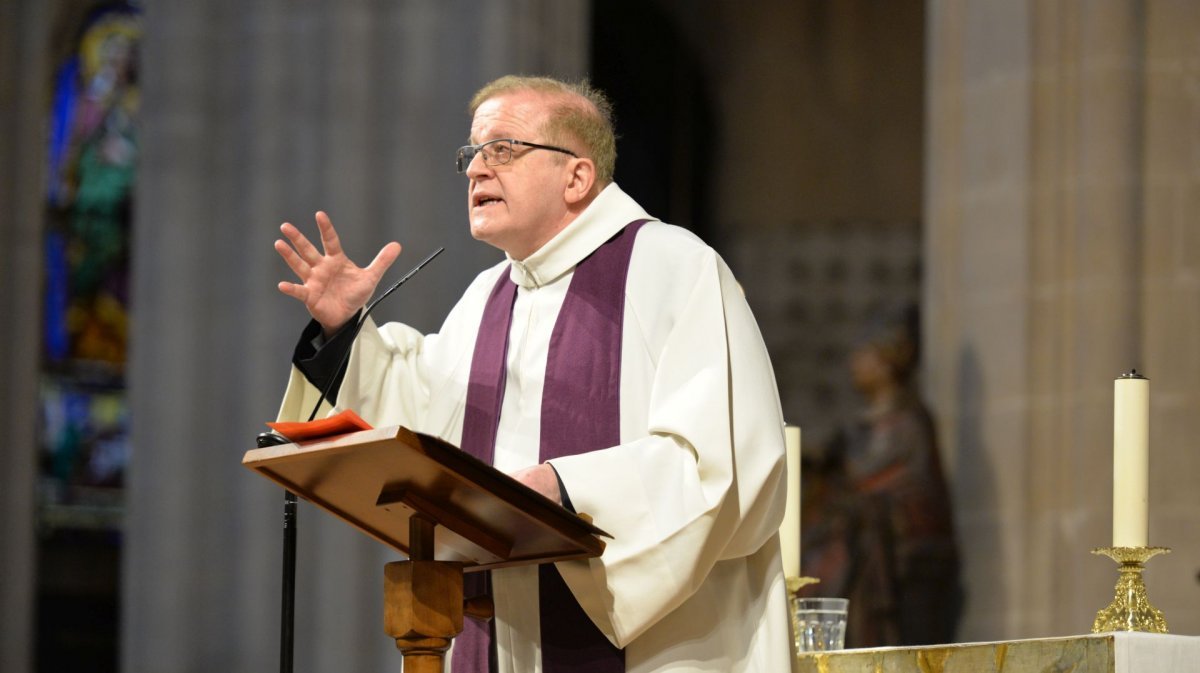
top-left (276, 280), bottom-right (308, 303)
top-left (274, 237), bottom-right (311, 280)
top-left (279, 211), bottom-right (344, 268)
top-left (315, 211), bottom-right (344, 257)
top-left (274, 213), bottom-right (399, 316)
top-left (509, 464), bottom-right (562, 505)
top-left (366, 241), bottom-right (403, 278)
top-left (279, 221), bottom-right (324, 267)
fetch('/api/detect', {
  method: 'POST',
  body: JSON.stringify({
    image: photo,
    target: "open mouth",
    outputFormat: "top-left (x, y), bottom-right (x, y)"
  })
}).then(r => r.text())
top-left (470, 193), bottom-right (504, 208)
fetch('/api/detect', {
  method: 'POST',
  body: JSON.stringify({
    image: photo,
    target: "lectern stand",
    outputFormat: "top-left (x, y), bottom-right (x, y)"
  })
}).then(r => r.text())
top-left (243, 425), bottom-right (609, 672)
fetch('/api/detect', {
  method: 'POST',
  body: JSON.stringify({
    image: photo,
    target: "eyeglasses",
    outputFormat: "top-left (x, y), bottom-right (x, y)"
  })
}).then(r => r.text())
top-left (456, 138), bottom-right (577, 173)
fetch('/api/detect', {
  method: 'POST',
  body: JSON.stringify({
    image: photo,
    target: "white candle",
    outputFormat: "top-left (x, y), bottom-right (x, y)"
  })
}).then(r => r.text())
top-left (780, 425), bottom-right (802, 578)
top-left (1113, 372), bottom-right (1150, 547)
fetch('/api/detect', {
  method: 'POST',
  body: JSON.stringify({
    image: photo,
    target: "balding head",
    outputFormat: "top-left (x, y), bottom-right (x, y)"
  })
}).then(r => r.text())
top-left (470, 75), bottom-right (617, 188)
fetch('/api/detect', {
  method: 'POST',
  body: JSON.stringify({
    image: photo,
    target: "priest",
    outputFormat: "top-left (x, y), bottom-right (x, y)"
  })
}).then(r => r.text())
top-left (273, 75), bottom-right (794, 673)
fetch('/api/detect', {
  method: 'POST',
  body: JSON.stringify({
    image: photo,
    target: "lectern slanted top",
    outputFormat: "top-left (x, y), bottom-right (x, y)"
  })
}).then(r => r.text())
top-left (242, 424), bottom-right (609, 571)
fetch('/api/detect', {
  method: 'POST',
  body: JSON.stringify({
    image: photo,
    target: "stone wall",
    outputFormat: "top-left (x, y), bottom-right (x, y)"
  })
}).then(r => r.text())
top-left (926, 0), bottom-right (1200, 640)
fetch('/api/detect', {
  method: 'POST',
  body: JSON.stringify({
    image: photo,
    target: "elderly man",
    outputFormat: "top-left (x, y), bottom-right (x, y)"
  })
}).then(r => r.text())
top-left (273, 76), bottom-right (792, 673)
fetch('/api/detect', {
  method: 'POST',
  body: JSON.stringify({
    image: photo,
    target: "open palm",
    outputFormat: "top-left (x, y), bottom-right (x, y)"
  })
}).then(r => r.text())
top-left (274, 211), bottom-right (401, 334)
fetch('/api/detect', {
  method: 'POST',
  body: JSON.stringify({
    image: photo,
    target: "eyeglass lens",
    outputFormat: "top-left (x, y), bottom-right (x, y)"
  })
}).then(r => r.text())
top-left (457, 140), bottom-right (514, 173)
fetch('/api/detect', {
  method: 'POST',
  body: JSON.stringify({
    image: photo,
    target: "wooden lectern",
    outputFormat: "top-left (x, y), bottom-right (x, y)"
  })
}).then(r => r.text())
top-left (243, 425), bottom-right (609, 672)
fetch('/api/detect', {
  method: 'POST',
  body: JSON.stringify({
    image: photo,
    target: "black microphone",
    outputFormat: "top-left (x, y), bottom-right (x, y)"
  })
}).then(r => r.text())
top-left (303, 245), bottom-right (446, 423)
top-left (256, 244), bottom-right (446, 448)
top-left (260, 245), bottom-right (444, 673)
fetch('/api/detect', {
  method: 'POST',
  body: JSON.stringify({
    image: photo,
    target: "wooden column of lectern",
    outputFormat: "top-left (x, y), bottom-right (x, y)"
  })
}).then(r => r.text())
top-left (243, 425), bottom-right (609, 672)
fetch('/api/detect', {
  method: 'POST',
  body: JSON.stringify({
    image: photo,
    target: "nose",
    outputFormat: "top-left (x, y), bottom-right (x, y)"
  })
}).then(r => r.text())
top-left (465, 150), bottom-right (492, 179)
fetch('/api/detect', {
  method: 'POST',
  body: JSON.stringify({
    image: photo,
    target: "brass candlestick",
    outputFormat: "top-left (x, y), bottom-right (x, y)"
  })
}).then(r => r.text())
top-left (1091, 546), bottom-right (1170, 633)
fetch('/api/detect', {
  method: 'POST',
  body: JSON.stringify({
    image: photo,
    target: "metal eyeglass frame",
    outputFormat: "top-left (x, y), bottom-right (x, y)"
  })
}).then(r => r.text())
top-left (456, 138), bottom-right (577, 173)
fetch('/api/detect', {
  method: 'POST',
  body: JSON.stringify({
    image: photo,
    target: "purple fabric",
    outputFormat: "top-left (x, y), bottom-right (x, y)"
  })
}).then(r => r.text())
top-left (454, 274), bottom-right (516, 673)
top-left (459, 276), bottom-right (518, 466)
top-left (538, 223), bottom-right (645, 462)
top-left (452, 220), bottom-right (647, 673)
top-left (537, 221), bottom-right (646, 672)
top-left (455, 572), bottom-right (494, 671)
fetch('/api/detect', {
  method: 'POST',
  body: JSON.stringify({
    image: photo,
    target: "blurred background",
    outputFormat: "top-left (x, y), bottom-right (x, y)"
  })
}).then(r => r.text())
top-left (1, 1), bottom-right (1198, 671)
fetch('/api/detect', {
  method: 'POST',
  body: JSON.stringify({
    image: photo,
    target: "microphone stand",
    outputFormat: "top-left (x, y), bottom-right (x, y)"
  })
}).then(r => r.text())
top-left (258, 247), bottom-right (445, 673)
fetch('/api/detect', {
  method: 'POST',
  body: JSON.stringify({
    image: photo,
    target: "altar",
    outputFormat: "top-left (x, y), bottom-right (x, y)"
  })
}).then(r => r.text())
top-left (794, 632), bottom-right (1200, 672)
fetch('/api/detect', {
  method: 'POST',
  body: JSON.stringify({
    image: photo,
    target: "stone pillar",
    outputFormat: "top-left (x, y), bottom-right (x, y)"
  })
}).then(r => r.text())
top-left (1138, 0), bottom-right (1200, 634)
top-left (926, 0), bottom-right (1200, 641)
top-left (0, 1), bottom-right (51, 671)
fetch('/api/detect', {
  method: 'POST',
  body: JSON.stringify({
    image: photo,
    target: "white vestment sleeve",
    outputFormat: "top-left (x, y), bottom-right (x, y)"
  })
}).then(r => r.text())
top-left (275, 264), bottom-right (505, 437)
top-left (274, 317), bottom-right (429, 427)
top-left (547, 247), bottom-right (787, 648)
top-left (276, 364), bottom-right (336, 423)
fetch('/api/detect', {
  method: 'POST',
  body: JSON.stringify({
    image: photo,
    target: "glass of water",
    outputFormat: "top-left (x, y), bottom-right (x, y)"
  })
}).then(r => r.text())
top-left (793, 597), bottom-right (848, 653)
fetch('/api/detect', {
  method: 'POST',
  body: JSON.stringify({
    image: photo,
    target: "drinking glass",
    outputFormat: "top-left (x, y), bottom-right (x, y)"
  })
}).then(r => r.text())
top-left (793, 597), bottom-right (848, 653)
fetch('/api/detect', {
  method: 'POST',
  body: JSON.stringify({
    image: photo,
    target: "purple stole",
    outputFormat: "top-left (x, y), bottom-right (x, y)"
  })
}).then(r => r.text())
top-left (452, 220), bottom-right (648, 673)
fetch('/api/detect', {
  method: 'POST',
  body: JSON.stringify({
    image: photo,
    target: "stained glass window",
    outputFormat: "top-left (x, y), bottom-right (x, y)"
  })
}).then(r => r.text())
top-left (40, 4), bottom-right (140, 530)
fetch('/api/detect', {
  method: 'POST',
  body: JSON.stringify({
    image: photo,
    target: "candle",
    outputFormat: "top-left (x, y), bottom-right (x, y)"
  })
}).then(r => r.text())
top-left (780, 425), bottom-right (802, 578)
top-left (1113, 371), bottom-right (1150, 548)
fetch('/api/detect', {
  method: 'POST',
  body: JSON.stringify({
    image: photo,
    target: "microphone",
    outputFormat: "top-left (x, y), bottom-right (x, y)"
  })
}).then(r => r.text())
top-left (303, 245), bottom-right (446, 423)
top-left (256, 244), bottom-right (446, 447)
top-left (260, 245), bottom-right (444, 673)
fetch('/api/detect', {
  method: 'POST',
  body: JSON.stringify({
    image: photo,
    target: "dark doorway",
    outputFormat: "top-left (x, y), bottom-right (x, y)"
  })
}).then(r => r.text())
top-left (590, 0), bottom-right (716, 242)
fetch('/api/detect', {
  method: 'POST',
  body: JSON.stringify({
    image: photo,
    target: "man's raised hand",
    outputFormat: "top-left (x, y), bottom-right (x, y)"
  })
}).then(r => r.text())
top-left (275, 211), bottom-right (402, 336)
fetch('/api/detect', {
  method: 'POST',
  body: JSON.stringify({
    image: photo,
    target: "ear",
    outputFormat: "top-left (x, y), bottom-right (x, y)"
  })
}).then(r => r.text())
top-left (562, 157), bottom-right (597, 206)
